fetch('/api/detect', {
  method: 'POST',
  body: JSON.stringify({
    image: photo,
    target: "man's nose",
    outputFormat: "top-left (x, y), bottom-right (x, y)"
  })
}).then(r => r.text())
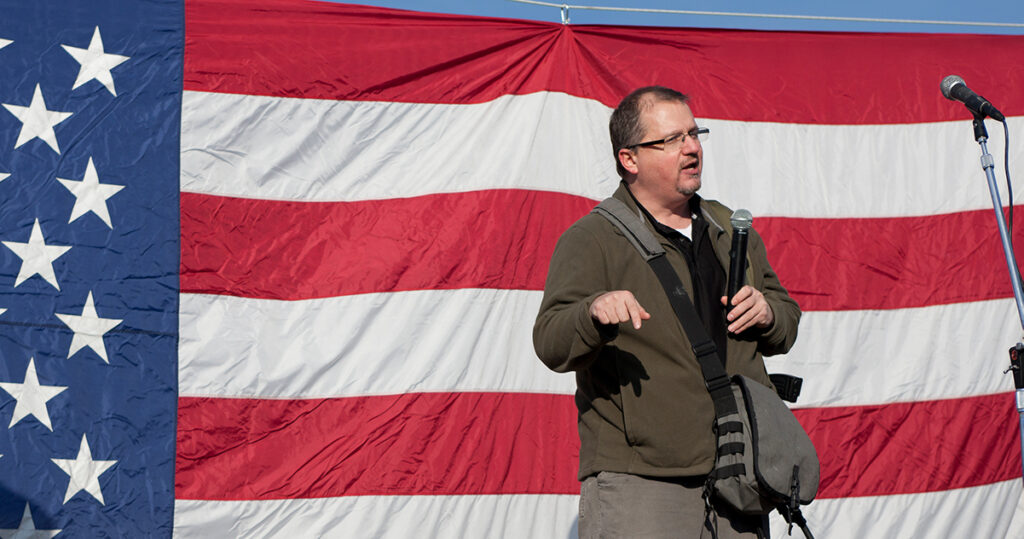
top-left (680, 134), bottom-right (701, 153)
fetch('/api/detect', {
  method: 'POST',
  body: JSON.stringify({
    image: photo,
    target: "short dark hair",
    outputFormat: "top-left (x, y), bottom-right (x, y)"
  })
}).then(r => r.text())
top-left (609, 86), bottom-right (690, 178)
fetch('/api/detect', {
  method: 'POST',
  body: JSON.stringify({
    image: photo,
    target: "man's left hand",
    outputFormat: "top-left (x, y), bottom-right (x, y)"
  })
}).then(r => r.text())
top-left (721, 286), bottom-right (774, 334)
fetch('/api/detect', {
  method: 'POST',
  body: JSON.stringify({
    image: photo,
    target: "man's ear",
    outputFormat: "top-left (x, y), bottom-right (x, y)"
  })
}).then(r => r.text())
top-left (618, 148), bottom-right (639, 175)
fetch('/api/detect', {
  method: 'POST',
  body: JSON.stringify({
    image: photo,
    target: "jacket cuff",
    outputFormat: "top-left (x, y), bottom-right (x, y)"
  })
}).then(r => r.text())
top-left (578, 292), bottom-right (618, 347)
top-left (758, 298), bottom-right (791, 347)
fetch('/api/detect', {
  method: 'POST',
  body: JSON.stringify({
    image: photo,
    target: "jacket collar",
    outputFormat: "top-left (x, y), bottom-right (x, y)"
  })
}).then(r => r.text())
top-left (612, 181), bottom-right (713, 233)
top-left (611, 181), bottom-right (735, 271)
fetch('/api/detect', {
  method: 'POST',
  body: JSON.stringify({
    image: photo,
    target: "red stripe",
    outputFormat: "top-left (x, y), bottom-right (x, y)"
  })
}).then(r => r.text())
top-left (184, 0), bottom-right (1024, 124)
top-left (760, 210), bottom-right (1024, 311)
top-left (798, 392), bottom-right (1021, 498)
top-left (179, 189), bottom-right (593, 300)
top-left (180, 190), bottom-right (1024, 311)
top-left (174, 391), bottom-right (1020, 500)
top-left (175, 392), bottom-right (580, 500)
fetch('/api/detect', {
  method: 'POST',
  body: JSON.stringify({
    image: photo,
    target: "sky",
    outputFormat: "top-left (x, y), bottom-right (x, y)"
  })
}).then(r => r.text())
top-left (342, 0), bottom-right (1024, 34)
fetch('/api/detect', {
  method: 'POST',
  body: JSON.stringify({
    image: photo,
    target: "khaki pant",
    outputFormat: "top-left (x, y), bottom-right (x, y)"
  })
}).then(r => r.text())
top-left (579, 471), bottom-right (768, 539)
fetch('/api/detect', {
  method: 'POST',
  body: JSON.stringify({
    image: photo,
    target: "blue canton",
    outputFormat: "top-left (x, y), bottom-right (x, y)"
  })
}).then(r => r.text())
top-left (0, 1), bottom-right (182, 536)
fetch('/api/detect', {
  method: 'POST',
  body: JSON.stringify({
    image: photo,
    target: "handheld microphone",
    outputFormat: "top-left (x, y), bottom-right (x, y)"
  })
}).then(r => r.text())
top-left (727, 209), bottom-right (752, 309)
top-left (941, 75), bottom-right (1005, 121)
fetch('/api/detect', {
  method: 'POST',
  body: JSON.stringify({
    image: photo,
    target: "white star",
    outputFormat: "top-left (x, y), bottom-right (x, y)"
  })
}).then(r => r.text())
top-left (55, 291), bottom-right (122, 363)
top-left (0, 503), bottom-right (61, 539)
top-left (61, 27), bottom-right (129, 96)
top-left (56, 158), bottom-right (123, 227)
top-left (0, 358), bottom-right (67, 431)
top-left (1, 84), bottom-right (73, 154)
top-left (0, 39), bottom-right (10, 51)
top-left (1, 219), bottom-right (71, 290)
top-left (51, 434), bottom-right (117, 505)
top-left (0, 172), bottom-right (9, 184)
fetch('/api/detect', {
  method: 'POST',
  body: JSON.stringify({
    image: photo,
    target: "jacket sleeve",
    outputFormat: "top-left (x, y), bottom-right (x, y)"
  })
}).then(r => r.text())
top-left (533, 223), bottom-right (618, 373)
top-left (748, 227), bottom-right (801, 356)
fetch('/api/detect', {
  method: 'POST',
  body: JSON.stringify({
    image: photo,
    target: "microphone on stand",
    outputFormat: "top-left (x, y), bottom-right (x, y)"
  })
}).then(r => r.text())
top-left (940, 75), bottom-right (1005, 121)
top-left (727, 209), bottom-right (752, 310)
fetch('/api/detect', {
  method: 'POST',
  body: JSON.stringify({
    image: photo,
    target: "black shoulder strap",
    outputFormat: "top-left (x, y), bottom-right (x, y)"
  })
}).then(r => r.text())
top-left (592, 198), bottom-right (737, 418)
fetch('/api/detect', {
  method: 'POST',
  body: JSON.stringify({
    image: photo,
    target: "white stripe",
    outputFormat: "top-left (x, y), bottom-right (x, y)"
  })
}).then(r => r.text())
top-left (178, 289), bottom-right (573, 399)
top-left (173, 494), bottom-right (579, 539)
top-left (700, 116), bottom-right (1023, 218)
top-left (172, 483), bottom-right (1023, 539)
top-left (180, 290), bottom-right (1017, 406)
top-left (181, 90), bottom-right (1024, 217)
top-left (770, 479), bottom-right (1023, 538)
top-left (180, 91), bottom-right (618, 203)
top-left (1007, 485), bottom-right (1024, 537)
top-left (766, 297), bottom-right (1020, 407)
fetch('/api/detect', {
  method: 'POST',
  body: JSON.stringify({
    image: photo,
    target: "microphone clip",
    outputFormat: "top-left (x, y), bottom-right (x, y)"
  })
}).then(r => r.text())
top-left (971, 110), bottom-right (989, 143)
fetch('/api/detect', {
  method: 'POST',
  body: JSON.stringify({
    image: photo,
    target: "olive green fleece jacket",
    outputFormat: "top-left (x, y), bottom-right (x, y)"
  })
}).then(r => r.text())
top-left (533, 183), bottom-right (800, 480)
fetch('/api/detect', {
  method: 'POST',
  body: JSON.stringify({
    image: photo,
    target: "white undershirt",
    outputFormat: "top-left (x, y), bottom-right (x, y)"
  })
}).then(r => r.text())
top-left (673, 212), bottom-right (697, 239)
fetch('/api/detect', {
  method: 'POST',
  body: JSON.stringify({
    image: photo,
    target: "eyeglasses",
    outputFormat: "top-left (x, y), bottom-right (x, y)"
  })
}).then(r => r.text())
top-left (627, 127), bottom-right (709, 151)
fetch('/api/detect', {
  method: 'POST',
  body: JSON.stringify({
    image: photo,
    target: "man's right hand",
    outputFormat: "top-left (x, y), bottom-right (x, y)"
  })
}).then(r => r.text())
top-left (589, 290), bottom-right (651, 330)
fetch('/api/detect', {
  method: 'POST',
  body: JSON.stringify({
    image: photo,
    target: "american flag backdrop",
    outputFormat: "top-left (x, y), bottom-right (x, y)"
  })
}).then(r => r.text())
top-left (0, 0), bottom-right (1023, 537)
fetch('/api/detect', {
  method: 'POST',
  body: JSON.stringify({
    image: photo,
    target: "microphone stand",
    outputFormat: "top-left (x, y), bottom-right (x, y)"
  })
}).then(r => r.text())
top-left (971, 111), bottom-right (1024, 485)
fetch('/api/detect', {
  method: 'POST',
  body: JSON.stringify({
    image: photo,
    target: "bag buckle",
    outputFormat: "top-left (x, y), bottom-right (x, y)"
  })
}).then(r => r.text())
top-left (705, 374), bottom-right (731, 393)
top-left (692, 340), bottom-right (718, 359)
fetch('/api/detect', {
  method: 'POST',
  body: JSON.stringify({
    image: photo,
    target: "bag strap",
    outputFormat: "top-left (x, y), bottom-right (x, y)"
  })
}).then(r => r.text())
top-left (592, 198), bottom-right (737, 418)
top-left (591, 196), bottom-right (665, 260)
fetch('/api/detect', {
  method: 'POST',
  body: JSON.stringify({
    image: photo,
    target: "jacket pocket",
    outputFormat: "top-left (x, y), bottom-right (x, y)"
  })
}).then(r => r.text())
top-left (611, 350), bottom-right (648, 447)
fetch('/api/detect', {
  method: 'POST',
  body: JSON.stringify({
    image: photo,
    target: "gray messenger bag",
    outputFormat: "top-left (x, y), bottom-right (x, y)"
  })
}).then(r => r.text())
top-left (593, 198), bottom-right (819, 538)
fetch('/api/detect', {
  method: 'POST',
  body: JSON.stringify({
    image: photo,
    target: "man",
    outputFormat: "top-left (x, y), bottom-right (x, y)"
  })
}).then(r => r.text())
top-left (533, 86), bottom-right (800, 538)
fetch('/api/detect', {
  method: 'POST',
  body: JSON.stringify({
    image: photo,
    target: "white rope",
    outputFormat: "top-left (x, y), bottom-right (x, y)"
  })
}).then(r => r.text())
top-left (508, 0), bottom-right (1024, 28)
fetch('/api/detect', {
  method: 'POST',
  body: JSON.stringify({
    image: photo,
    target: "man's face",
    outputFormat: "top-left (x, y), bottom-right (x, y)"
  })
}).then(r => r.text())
top-left (629, 100), bottom-right (703, 202)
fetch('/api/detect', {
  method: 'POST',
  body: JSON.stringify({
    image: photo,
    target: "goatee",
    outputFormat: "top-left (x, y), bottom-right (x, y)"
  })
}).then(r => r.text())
top-left (677, 181), bottom-right (701, 197)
